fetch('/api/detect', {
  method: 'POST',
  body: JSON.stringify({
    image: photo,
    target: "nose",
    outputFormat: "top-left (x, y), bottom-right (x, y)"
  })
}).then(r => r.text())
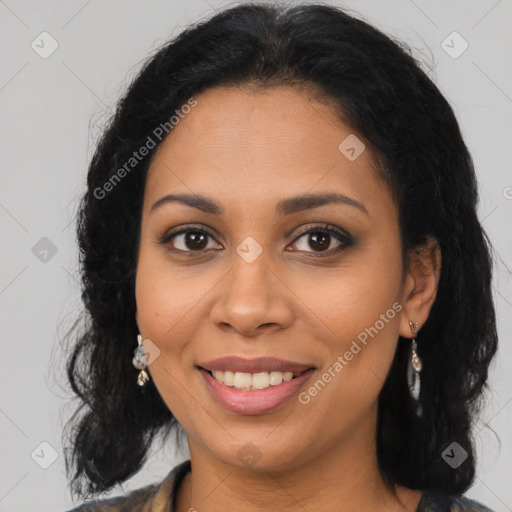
top-left (209, 250), bottom-right (294, 337)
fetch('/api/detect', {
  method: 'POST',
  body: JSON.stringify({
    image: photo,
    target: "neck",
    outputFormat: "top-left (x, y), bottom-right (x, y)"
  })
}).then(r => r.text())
top-left (175, 409), bottom-right (422, 512)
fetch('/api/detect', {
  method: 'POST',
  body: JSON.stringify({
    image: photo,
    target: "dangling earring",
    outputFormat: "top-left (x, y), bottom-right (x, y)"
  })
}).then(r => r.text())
top-left (407, 320), bottom-right (423, 417)
top-left (132, 334), bottom-right (150, 387)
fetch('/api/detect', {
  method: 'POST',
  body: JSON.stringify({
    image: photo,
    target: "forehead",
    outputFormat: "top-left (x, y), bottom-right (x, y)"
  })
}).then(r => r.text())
top-left (144, 86), bottom-right (393, 219)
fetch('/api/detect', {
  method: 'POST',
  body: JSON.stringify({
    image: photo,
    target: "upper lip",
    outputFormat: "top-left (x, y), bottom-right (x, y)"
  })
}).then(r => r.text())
top-left (198, 356), bottom-right (315, 374)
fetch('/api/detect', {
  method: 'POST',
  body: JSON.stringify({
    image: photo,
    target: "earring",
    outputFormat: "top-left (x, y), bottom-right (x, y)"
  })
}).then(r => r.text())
top-left (407, 321), bottom-right (423, 416)
top-left (132, 334), bottom-right (150, 387)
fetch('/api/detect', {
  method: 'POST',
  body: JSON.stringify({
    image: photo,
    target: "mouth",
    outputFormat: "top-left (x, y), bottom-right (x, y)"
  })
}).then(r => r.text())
top-left (199, 367), bottom-right (313, 391)
top-left (196, 357), bottom-right (317, 415)
top-left (196, 355), bottom-right (316, 391)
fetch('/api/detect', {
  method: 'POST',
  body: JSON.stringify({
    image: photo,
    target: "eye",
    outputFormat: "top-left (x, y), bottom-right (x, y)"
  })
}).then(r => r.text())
top-left (159, 223), bottom-right (354, 256)
top-left (287, 223), bottom-right (354, 255)
top-left (159, 226), bottom-right (222, 253)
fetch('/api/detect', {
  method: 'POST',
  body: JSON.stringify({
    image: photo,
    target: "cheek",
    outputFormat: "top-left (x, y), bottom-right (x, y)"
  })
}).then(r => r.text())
top-left (292, 245), bottom-right (402, 342)
top-left (134, 251), bottom-right (194, 366)
top-left (135, 244), bottom-right (204, 336)
top-left (135, 256), bottom-right (204, 422)
top-left (291, 244), bottom-right (403, 401)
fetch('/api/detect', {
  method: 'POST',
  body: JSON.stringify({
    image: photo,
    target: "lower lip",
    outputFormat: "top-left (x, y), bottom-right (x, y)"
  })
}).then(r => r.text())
top-left (199, 368), bottom-right (316, 415)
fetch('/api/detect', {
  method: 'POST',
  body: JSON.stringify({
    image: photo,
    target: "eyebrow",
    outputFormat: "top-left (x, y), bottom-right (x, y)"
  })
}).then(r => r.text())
top-left (150, 192), bottom-right (369, 217)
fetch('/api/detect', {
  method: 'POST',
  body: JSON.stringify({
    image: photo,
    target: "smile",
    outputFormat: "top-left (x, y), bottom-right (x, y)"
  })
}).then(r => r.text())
top-left (207, 369), bottom-right (303, 390)
top-left (198, 366), bottom-right (317, 415)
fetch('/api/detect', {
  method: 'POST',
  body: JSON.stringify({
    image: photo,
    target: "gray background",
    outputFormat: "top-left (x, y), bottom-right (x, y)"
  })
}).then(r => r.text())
top-left (1, 0), bottom-right (511, 510)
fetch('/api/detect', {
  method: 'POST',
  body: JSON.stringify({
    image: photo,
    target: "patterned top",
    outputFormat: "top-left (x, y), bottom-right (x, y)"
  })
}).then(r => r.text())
top-left (65, 460), bottom-right (494, 512)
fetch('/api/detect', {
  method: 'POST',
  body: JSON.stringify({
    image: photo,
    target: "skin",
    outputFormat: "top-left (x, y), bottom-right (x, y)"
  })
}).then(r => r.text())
top-left (135, 85), bottom-right (441, 512)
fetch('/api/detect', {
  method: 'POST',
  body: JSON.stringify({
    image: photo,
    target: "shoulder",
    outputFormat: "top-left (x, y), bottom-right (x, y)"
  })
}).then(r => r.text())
top-left (417, 489), bottom-right (495, 512)
top-left (64, 483), bottom-right (158, 512)
top-left (64, 459), bottom-right (192, 512)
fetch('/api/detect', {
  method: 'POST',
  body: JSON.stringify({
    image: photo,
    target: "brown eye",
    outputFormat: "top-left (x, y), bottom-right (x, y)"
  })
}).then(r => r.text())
top-left (180, 231), bottom-right (209, 251)
top-left (160, 227), bottom-right (222, 253)
top-left (289, 224), bottom-right (354, 254)
top-left (306, 232), bottom-right (331, 251)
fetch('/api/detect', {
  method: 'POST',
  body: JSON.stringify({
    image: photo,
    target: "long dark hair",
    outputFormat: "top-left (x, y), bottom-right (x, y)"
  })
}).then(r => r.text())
top-left (62, 1), bottom-right (498, 500)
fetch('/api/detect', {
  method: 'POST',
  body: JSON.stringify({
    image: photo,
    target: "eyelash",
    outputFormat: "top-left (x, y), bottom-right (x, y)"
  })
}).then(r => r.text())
top-left (158, 223), bottom-right (354, 257)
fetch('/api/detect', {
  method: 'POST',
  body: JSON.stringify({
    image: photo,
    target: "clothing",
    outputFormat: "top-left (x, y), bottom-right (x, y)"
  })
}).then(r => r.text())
top-left (65, 460), bottom-right (191, 512)
top-left (65, 459), bottom-right (494, 512)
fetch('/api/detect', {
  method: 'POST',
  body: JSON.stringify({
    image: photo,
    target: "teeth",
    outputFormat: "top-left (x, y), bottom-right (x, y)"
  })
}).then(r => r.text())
top-left (234, 371), bottom-right (252, 389)
top-left (269, 372), bottom-right (283, 386)
top-left (209, 370), bottom-right (297, 390)
top-left (252, 372), bottom-right (270, 389)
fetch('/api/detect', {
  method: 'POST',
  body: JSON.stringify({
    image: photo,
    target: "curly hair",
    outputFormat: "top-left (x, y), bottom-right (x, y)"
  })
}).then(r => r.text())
top-left (63, 1), bottom-right (498, 501)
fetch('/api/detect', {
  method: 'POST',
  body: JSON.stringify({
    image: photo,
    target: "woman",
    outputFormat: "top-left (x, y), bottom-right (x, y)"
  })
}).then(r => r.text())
top-left (64, 2), bottom-right (498, 511)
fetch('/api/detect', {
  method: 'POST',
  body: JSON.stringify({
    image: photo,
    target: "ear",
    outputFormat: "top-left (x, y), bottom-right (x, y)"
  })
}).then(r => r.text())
top-left (398, 236), bottom-right (442, 339)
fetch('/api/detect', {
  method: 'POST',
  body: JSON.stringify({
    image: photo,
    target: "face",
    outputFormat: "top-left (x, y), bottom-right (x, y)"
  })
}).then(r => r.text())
top-left (135, 86), bottom-right (410, 472)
